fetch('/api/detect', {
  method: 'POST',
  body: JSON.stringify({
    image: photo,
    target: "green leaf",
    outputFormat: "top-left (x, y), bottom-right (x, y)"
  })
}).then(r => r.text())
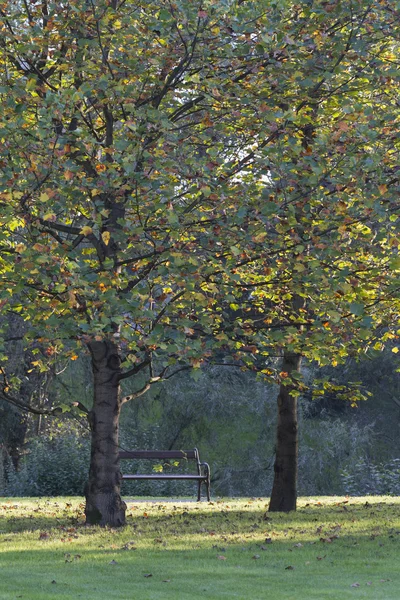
top-left (349, 303), bottom-right (364, 316)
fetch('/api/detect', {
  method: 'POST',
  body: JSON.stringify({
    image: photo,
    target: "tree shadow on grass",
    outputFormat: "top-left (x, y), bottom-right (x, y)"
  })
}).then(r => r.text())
top-left (2, 497), bottom-right (400, 542)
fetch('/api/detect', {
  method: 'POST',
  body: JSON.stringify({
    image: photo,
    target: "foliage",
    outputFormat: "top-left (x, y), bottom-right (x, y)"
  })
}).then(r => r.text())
top-left (0, 0), bottom-right (398, 401)
top-left (298, 414), bottom-right (374, 495)
top-left (1, 497), bottom-right (400, 599)
top-left (341, 458), bottom-right (400, 497)
top-left (4, 436), bottom-right (90, 497)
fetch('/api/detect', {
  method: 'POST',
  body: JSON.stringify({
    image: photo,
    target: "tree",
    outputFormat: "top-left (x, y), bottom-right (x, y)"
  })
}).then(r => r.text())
top-left (206, 0), bottom-right (400, 511)
top-left (0, 0), bottom-right (399, 524)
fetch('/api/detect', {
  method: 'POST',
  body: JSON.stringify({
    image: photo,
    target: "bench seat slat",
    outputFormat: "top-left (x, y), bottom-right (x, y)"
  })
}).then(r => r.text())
top-left (122, 474), bottom-right (207, 480)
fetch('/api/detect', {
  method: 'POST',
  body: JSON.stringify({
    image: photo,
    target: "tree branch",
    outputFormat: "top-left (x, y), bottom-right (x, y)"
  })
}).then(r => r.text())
top-left (118, 357), bottom-right (151, 382)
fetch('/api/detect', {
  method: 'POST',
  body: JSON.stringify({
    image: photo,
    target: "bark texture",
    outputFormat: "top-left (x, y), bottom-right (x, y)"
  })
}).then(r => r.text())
top-left (268, 352), bottom-right (302, 512)
top-left (85, 340), bottom-right (126, 526)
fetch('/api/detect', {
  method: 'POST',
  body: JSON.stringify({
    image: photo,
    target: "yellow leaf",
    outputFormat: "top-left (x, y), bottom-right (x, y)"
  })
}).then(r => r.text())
top-left (40, 192), bottom-right (50, 202)
top-left (80, 226), bottom-right (93, 236)
top-left (392, 347), bottom-right (399, 354)
top-left (43, 212), bottom-right (56, 222)
top-left (101, 231), bottom-right (111, 245)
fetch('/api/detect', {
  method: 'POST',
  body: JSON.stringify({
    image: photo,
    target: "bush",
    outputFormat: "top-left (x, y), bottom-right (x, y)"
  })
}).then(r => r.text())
top-left (298, 414), bottom-right (375, 495)
top-left (6, 436), bottom-right (90, 497)
top-left (341, 458), bottom-right (400, 496)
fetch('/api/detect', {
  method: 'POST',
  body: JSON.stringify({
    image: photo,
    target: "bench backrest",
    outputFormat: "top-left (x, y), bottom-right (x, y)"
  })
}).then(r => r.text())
top-left (119, 449), bottom-right (199, 461)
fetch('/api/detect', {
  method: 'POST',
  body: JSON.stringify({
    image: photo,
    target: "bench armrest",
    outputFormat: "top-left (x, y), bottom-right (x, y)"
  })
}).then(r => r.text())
top-left (200, 462), bottom-right (210, 479)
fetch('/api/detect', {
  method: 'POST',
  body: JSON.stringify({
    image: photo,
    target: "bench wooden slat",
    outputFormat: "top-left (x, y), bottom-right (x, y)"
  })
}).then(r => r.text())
top-left (119, 450), bottom-right (197, 460)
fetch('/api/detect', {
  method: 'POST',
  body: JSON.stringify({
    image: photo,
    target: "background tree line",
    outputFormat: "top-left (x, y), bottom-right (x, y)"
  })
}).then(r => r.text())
top-left (2, 346), bottom-right (399, 499)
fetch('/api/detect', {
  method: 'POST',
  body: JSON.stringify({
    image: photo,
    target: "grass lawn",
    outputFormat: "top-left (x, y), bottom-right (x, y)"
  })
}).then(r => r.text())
top-left (0, 496), bottom-right (399, 599)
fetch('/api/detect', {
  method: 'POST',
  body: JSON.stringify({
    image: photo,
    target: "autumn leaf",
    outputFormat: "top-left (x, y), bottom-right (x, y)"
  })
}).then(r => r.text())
top-left (43, 212), bottom-right (57, 222)
top-left (101, 231), bottom-right (111, 245)
top-left (378, 184), bottom-right (388, 195)
top-left (80, 226), bottom-right (93, 236)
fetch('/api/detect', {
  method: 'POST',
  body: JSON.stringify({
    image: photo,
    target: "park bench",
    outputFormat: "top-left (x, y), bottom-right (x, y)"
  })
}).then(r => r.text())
top-left (119, 448), bottom-right (211, 501)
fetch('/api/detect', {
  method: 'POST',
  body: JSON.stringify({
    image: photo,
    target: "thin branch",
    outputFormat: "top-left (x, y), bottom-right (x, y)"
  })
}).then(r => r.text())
top-left (118, 357), bottom-right (151, 382)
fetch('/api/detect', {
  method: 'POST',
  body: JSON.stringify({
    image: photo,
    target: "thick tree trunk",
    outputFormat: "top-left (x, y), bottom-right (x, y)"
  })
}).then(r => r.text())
top-left (85, 340), bottom-right (126, 526)
top-left (268, 352), bottom-right (302, 512)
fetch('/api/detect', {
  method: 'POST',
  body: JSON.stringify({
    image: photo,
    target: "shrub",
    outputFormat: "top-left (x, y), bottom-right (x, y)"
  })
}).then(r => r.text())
top-left (341, 458), bottom-right (400, 496)
top-left (6, 436), bottom-right (90, 497)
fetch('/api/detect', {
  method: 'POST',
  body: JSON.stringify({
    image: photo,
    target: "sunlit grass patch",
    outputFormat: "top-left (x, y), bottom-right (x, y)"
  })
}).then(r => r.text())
top-left (1, 496), bottom-right (400, 599)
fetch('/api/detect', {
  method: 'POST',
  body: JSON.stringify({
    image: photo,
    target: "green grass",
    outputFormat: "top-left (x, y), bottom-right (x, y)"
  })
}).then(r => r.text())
top-left (1, 496), bottom-right (399, 599)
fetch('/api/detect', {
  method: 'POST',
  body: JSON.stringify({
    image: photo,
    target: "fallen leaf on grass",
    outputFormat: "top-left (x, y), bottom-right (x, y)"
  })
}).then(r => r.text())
top-left (121, 541), bottom-right (137, 551)
top-left (252, 555), bottom-right (260, 560)
top-left (217, 555), bottom-right (227, 560)
top-left (285, 565), bottom-right (294, 570)
top-left (109, 560), bottom-right (118, 565)
top-left (64, 553), bottom-right (81, 563)
top-left (144, 573), bottom-right (152, 578)
top-left (351, 583), bottom-right (360, 588)
top-left (264, 537), bottom-right (273, 544)
top-left (39, 532), bottom-right (50, 540)
top-left (162, 580), bottom-right (171, 583)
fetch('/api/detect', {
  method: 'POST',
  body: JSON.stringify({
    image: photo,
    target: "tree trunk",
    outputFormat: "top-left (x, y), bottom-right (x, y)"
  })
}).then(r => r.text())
top-left (84, 340), bottom-right (126, 526)
top-left (268, 352), bottom-right (302, 512)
